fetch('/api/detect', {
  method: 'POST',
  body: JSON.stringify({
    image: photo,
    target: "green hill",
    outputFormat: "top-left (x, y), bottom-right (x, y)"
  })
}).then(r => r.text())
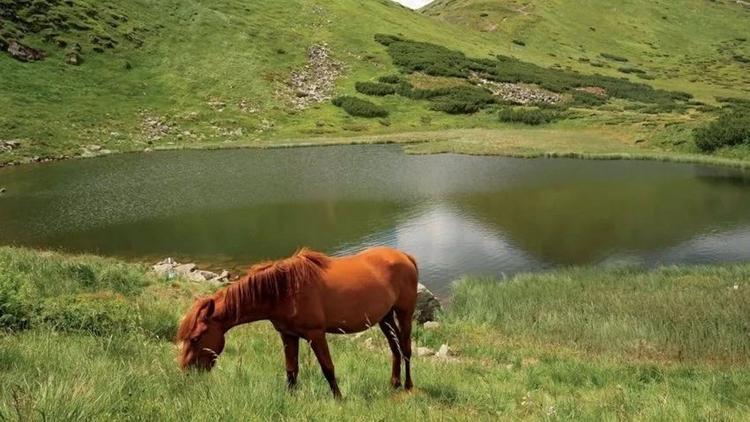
top-left (1, 0), bottom-right (749, 166)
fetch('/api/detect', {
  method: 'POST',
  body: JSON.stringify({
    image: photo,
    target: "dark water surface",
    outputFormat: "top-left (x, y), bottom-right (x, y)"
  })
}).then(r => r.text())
top-left (2, 145), bottom-right (749, 293)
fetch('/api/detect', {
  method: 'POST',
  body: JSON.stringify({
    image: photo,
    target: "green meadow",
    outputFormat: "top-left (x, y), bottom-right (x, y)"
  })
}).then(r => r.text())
top-left (1, 247), bottom-right (749, 420)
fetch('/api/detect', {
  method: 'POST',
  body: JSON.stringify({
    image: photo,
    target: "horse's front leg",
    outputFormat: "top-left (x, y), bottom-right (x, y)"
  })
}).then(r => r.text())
top-left (280, 333), bottom-right (300, 389)
top-left (307, 331), bottom-right (342, 399)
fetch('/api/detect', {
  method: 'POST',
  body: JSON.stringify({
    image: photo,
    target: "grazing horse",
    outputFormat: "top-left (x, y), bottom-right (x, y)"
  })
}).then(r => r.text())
top-left (177, 246), bottom-right (418, 398)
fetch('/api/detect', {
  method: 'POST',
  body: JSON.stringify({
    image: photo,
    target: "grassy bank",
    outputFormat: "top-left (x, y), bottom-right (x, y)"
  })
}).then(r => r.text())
top-left (1, 247), bottom-right (750, 420)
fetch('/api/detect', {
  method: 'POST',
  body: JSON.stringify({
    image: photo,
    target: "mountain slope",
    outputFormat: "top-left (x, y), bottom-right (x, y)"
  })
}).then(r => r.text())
top-left (422, 0), bottom-right (750, 98)
top-left (1, 0), bottom-right (749, 165)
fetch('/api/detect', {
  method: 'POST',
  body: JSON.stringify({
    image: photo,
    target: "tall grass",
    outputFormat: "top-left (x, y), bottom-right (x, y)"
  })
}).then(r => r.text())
top-left (2, 247), bottom-right (750, 419)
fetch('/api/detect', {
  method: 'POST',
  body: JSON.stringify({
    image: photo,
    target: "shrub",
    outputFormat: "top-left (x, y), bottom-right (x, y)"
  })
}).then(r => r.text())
top-left (512, 39), bottom-right (526, 46)
top-left (332, 96), bottom-right (388, 117)
top-left (378, 74), bottom-right (402, 84)
top-left (571, 91), bottom-right (607, 107)
top-left (498, 107), bottom-right (562, 125)
top-left (618, 66), bottom-right (646, 74)
top-left (600, 52), bottom-right (629, 62)
top-left (426, 86), bottom-right (496, 114)
top-left (694, 111), bottom-right (750, 152)
top-left (355, 81), bottom-right (396, 96)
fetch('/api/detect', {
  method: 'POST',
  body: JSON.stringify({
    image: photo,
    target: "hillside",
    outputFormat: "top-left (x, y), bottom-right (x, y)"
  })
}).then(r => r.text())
top-left (1, 0), bottom-right (749, 166)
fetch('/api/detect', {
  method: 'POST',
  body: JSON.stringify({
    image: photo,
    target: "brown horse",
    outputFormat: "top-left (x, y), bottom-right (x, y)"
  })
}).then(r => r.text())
top-left (177, 246), bottom-right (418, 398)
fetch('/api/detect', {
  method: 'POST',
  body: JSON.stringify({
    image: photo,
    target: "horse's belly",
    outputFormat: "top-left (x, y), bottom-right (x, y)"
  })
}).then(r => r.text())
top-left (322, 297), bottom-right (394, 334)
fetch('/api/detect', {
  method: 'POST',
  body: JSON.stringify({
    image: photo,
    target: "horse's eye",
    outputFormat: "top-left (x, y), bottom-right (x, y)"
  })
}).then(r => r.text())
top-left (190, 337), bottom-right (199, 344)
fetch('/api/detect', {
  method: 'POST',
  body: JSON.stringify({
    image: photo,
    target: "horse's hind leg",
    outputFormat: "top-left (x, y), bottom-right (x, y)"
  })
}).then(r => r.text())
top-left (394, 307), bottom-right (414, 390)
top-left (378, 310), bottom-right (402, 388)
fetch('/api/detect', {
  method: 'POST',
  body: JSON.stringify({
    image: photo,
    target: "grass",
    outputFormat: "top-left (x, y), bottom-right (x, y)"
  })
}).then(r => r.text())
top-left (2, 247), bottom-right (750, 419)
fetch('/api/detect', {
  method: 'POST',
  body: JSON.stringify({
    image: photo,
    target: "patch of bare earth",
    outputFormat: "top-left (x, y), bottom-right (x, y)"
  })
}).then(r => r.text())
top-left (575, 86), bottom-right (608, 96)
top-left (284, 43), bottom-right (343, 110)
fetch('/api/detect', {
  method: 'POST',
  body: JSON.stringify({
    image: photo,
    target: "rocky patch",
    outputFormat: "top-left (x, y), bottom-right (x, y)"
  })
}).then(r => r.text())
top-left (575, 86), bottom-right (607, 96)
top-left (140, 113), bottom-right (172, 141)
top-left (6, 40), bottom-right (45, 62)
top-left (473, 75), bottom-right (562, 105)
top-left (152, 258), bottom-right (230, 285)
top-left (0, 140), bottom-right (22, 152)
top-left (285, 43), bottom-right (344, 110)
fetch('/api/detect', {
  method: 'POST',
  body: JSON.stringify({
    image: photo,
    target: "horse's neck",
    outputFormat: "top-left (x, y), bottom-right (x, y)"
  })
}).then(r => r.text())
top-left (215, 295), bottom-right (270, 329)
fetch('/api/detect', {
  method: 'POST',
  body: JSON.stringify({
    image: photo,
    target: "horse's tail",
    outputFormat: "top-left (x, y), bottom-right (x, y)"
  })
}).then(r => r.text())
top-left (404, 253), bottom-right (418, 278)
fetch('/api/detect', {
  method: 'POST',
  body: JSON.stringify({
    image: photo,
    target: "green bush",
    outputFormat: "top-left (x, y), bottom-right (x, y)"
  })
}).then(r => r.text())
top-left (512, 39), bottom-right (526, 46)
top-left (332, 96), bottom-right (388, 117)
top-left (694, 111), bottom-right (750, 152)
top-left (355, 81), bottom-right (396, 96)
top-left (571, 91), bottom-right (607, 107)
top-left (498, 107), bottom-right (562, 125)
top-left (600, 52), bottom-right (629, 62)
top-left (427, 86), bottom-right (496, 114)
top-left (375, 35), bottom-right (690, 106)
top-left (377, 74), bottom-right (403, 84)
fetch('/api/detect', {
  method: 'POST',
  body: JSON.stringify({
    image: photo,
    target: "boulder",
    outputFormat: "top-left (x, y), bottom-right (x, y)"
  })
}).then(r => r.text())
top-left (7, 41), bottom-right (45, 62)
top-left (436, 344), bottom-right (451, 359)
top-left (174, 263), bottom-right (197, 275)
top-left (414, 283), bottom-right (441, 323)
top-left (65, 52), bottom-right (82, 66)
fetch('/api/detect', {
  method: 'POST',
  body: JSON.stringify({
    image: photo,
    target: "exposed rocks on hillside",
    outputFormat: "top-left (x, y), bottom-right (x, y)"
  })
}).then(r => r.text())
top-left (285, 43), bottom-right (344, 110)
top-left (473, 75), bottom-right (562, 105)
top-left (414, 283), bottom-right (442, 323)
top-left (152, 258), bottom-right (230, 285)
top-left (140, 113), bottom-right (172, 141)
top-left (0, 140), bottom-right (22, 152)
top-left (6, 40), bottom-right (45, 62)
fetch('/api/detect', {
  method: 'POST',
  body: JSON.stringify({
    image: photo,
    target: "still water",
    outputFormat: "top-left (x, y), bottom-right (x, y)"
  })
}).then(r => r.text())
top-left (1, 145), bottom-right (749, 293)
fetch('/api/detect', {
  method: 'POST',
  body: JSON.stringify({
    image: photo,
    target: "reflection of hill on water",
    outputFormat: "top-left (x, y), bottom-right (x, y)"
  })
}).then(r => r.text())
top-left (454, 178), bottom-right (750, 265)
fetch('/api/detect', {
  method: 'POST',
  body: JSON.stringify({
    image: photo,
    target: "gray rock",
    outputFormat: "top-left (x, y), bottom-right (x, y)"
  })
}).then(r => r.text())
top-left (65, 52), bottom-right (82, 66)
top-left (0, 187), bottom-right (6, 194)
top-left (436, 344), bottom-right (450, 359)
top-left (151, 263), bottom-right (175, 277)
top-left (7, 41), bottom-right (45, 62)
top-left (87, 144), bottom-right (102, 152)
top-left (174, 263), bottom-right (197, 275)
top-left (414, 283), bottom-right (442, 323)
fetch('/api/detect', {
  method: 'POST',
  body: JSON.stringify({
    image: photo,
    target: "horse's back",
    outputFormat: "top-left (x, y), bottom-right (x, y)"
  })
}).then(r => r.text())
top-left (316, 247), bottom-right (418, 332)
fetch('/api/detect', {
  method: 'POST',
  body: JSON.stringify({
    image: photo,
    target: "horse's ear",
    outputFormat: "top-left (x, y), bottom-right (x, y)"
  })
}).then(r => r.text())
top-left (199, 298), bottom-right (215, 321)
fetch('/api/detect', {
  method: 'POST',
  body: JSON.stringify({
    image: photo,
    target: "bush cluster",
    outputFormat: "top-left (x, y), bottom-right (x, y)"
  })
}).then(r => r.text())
top-left (355, 81), bottom-right (396, 96)
top-left (377, 74), bottom-right (403, 84)
top-left (498, 107), bottom-right (562, 125)
top-left (332, 96), bottom-right (389, 117)
top-left (600, 52), bottom-right (629, 62)
top-left (374, 34), bottom-right (690, 106)
top-left (694, 111), bottom-right (750, 152)
top-left (571, 91), bottom-right (607, 107)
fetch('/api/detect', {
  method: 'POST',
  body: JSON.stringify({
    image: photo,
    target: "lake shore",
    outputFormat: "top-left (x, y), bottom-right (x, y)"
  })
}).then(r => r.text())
top-left (3, 128), bottom-right (750, 171)
top-left (1, 246), bottom-right (749, 419)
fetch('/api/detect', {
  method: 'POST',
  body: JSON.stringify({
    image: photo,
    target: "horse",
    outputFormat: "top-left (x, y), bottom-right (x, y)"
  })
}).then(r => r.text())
top-left (176, 246), bottom-right (419, 398)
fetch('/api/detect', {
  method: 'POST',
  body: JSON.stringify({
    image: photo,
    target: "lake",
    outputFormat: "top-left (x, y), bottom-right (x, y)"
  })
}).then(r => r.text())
top-left (1, 145), bottom-right (749, 293)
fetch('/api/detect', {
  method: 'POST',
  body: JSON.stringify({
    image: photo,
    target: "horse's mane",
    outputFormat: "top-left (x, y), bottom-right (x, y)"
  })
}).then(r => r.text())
top-left (223, 248), bottom-right (330, 323)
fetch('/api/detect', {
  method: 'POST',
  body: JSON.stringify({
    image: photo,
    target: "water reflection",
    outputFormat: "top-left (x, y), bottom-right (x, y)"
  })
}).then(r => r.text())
top-left (1, 145), bottom-right (750, 293)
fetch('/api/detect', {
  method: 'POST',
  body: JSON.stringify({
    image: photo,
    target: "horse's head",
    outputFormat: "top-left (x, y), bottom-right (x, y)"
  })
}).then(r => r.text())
top-left (177, 297), bottom-right (226, 371)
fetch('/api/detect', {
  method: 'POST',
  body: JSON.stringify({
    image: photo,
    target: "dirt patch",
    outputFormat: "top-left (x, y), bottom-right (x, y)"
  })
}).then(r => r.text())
top-left (285, 43), bottom-right (344, 110)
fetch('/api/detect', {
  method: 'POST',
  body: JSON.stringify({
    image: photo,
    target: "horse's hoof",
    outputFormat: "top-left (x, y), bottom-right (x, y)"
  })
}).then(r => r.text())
top-left (404, 382), bottom-right (413, 391)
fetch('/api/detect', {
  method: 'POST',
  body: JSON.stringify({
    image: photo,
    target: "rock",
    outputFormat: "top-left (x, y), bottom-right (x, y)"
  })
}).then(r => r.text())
top-left (87, 144), bottom-right (102, 152)
top-left (285, 43), bottom-right (343, 110)
top-left (7, 41), bottom-right (45, 62)
top-left (65, 52), bottom-right (82, 65)
top-left (416, 346), bottom-right (435, 357)
top-left (143, 147), bottom-right (153, 153)
top-left (423, 321), bottom-right (440, 330)
top-left (151, 263), bottom-right (175, 278)
top-left (0, 187), bottom-right (6, 194)
top-left (414, 283), bottom-right (442, 323)
top-left (174, 263), bottom-right (197, 275)
top-left (436, 344), bottom-right (451, 359)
